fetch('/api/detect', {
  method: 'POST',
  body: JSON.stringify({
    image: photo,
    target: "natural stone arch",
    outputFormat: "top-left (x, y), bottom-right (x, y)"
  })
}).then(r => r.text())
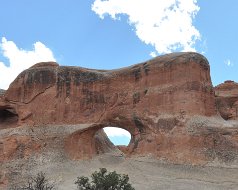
top-left (64, 119), bottom-right (141, 160)
top-left (103, 126), bottom-right (132, 146)
top-left (1, 52), bottom-right (238, 165)
top-left (94, 126), bottom-right (132, 155)
top-left (64, 112), bottom-right (158, 160)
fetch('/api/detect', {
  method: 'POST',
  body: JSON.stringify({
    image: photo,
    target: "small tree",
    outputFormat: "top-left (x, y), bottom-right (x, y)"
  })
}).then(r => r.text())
top-left (11, 172), bottom-right (55, 190)
top-left (75, 168), bottom-right (135, 190)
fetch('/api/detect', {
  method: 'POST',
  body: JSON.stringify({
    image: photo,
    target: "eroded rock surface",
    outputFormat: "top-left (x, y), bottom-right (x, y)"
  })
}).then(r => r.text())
top-left (215, 80), bottom-right (238, 120)
top-left (0, 52), bottom-right (238, 188)
top-left (2, 53), bottom-right (215, 126)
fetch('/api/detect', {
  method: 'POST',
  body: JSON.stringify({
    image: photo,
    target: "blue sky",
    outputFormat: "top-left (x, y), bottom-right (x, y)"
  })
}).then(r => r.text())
top-left (0, 0), bottom-right (237, 145)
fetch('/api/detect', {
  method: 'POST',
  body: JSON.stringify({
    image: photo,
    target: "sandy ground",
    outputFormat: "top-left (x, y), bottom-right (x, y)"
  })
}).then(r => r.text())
top-left (4, 153), bottom-right (238, 190)
top-left (57, 155), bottom-right (238, 190)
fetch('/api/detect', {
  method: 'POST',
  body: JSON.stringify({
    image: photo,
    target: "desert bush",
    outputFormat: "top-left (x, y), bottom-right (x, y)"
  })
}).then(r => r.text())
top-left (11, 172), bottom-right (55, 190)
top-left (75, 168), bottom-right (135, 190)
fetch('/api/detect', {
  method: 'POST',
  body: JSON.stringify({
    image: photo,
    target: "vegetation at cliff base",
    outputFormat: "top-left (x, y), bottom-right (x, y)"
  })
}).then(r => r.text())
top-left (75, 168), bottom-right (135, 190)
top-left (11, 172), bottom-right (55, 190)
top-left (11, 169), bottom-right (134, 190)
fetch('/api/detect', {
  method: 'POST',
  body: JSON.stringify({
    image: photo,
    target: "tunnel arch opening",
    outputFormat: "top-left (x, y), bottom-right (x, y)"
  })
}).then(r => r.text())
top-left (65, 123), bottom-right (135, 160)
top-left (64, 119), bottom-right (143, 160)
top-left (103, 127), bottom-right (131, 146)
top-left (93, 126), bottom-right (132, 155)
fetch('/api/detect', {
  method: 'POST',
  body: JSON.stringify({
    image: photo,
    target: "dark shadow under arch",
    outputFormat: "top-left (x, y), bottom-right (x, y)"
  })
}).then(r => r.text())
top-left (0, 108), bottom-right (18, 129)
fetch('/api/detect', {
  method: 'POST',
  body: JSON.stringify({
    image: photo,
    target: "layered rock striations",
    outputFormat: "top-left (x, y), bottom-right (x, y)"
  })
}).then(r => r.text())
top-left (1, 53), bottom-right (215, 125)
top-left (0, 52), bottom-right (238, 172)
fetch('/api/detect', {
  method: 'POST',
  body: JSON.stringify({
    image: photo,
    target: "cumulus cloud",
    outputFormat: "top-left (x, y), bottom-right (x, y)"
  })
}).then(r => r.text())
top-left (92, 0), bottom-right (201, 54)
top-left (104, 127), bottom-right (131, 138)
top-left (150, 51), bottom-right (157, 58)
top-left (0, 37), bottom-right (56, 89)
top-left (224, 59), bottom-right (234, 67)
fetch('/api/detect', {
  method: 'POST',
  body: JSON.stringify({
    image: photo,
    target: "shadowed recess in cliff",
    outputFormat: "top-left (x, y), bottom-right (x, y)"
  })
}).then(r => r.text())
top-left (0, 108), bottom-right (18, 129)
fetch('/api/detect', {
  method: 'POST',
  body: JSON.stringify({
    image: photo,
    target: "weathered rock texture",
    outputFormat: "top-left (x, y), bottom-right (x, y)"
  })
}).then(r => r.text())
top-left (215, 80), bottom-right (238, 120)
top-left (0, 52), bottom-right (238, 172)
top-left (2, 53), bottom-right (215, 125)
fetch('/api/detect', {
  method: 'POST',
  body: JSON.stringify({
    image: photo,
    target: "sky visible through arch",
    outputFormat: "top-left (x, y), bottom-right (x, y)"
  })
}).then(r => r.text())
top-left (0, 0), bottom-right (237, 145)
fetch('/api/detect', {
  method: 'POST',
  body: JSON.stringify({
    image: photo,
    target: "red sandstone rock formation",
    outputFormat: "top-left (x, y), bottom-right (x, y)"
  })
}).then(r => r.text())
top-left (214, 80), bottom-right (238, 120)
top-left (1, 53), bottom-right (215, 125)
top-left (0, 52), bottom-right (238, 170)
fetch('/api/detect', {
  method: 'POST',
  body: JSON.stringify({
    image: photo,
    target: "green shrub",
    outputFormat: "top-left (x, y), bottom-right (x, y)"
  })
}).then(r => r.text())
top-left (75, 168), bottom-right (135, 190)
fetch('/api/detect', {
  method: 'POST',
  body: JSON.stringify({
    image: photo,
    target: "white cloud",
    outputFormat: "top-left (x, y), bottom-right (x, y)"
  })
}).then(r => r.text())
top-left (150, 51), bottom-right (157, 58)
top-left (104, 127), bottom-right (131, 138)
top-left (224, 59), bottom-right (234, 67)
top-left (92, 0), bottom-right (201, 54)
top-left (0, 37), bottom-right (56, 90)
